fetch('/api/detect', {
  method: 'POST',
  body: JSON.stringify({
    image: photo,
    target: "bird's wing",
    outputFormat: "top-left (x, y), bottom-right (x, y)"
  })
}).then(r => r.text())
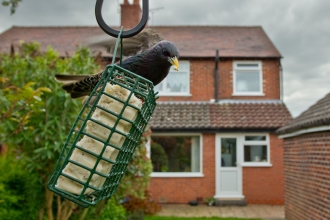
top-left (54, 71), bottom-right (103, 99)
top-left (86, 28), bottom-right (164, 56)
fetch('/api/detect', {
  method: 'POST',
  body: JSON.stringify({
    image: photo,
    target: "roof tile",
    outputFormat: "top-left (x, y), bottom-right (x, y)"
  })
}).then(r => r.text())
top-left (277, 92), bottom-right (330, 134)
top-left (0, 26), bottom-right (281, 58)
top-left (149, 102), bottom-right (291, 131)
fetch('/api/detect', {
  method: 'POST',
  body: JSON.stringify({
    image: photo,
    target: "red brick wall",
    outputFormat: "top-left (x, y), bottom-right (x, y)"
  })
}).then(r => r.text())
top-left (262, 60), bottom-right (281, 100)
top-left (283, 131), bottom-right (330, 220)
top-left (243, 133), bottom-right (284, 204)
top-left (148, 133), bottom-right (216, 203)
top-left (157, 58), bottom-right (281, 102)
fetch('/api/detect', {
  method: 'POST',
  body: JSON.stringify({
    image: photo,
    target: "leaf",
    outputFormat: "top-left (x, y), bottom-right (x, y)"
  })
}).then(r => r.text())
top-left (9, 117), bottom-right (20, 122)
top-left (33, 148), bottom-right (44, 153)
top-left (24, 81), bottom-right (35, 88)
top-left (33, 96), bottom-right (41, 101)
top-left (37, 87), bottom-right (52, 93)
top-left (0, 77), bottom-right (8, 83)
top-left (2, 1), bottom-right (9, 6)
top-left (46, 150), bottom-right (52, 159)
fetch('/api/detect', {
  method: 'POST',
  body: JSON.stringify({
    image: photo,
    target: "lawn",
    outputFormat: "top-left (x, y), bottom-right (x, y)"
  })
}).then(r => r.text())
top-left (145, 216), bottom-right (261, 220)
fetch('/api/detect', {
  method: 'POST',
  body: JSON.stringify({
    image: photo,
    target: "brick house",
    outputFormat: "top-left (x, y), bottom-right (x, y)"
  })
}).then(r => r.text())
top-left (277, 93), bottom-right (330, 219)
top-left (0, 0), bottom-right (292, 205)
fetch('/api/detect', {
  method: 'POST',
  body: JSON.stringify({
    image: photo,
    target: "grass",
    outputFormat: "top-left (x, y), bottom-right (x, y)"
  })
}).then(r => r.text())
top-left (145, 216), bottom-right (261, 220)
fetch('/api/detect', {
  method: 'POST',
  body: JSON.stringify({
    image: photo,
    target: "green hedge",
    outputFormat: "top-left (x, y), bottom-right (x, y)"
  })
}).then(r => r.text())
top-left (0, 156), bottom-right (42, 220)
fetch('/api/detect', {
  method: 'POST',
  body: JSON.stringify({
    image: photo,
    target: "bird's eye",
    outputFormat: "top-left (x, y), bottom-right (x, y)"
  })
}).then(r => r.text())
top-left (163, 50), bottom-right (170, 57)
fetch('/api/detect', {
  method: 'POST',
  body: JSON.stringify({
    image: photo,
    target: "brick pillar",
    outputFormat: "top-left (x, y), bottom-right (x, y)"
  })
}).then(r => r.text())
top-left (120, 0), bottom-right (141, 29)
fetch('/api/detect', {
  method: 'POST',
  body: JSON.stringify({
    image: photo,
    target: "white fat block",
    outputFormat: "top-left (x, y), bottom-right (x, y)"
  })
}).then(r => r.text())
top-left (56, 175), bottom-right (85, 195)
top-left (86, 119), bottom-right (126, 146)
top-left (63, 162), bottom-right (91, 181)
top-left (90, 173), bottom-right (106, 188)
top-left (56, 83), bottom-right (142, 195)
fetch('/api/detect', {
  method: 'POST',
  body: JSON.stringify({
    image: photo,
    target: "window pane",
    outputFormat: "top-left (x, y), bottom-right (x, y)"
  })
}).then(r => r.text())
top-left (235, 70), bottom-right (260, 92)
top-left (245, 136), bottom-right (266, 141)
top-left (237, 63), bottom-right (259, 68)
top-left (154, 72), bottom-right (188, 93)
top-left (165, 72), bottom-right (188, 93)
top-left (175, 62), bottom-right (189, 70)
top-left (154, 61), bottom-right (189, 94)
top-left (244, 145), bottom-right (267, 162)
top-left (221, 138), bottom-right (237, 167)
top-left (151, 136), bottom-right (200, 172)
top-left (154, 81), bottom-right (163, 92)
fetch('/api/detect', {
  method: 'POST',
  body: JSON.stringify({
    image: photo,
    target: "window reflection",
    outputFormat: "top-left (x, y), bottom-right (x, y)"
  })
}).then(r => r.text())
top-left (221, 138), bottom-right (237, 167)
top-left (166, 72), bottom-right (188, 92)
top-left (245, 136), bottom-right (266, 141)
top-left (235, 70), bottom-right (260, 92)
top-left (154, 61), bottom-right (189, 94)
top-left (151, 136), bottom-right (200, 172)
top-left (244, 145), bottom-right (267, 162)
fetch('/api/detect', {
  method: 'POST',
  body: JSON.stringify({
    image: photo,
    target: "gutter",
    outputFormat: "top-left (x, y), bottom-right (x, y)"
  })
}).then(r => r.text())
top-left (280, 63), bottom-right (283, 101)
top-left (151, 128), bottom-right (278, 133)
top-left (214, 49), bottom-right (219, 102)
top-left (278, 125), bottom-right (330, 138)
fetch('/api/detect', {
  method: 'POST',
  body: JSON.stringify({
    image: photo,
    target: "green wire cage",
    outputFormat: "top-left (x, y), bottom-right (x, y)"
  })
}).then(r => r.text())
top-left (48, 28), bottom-right (158, 208)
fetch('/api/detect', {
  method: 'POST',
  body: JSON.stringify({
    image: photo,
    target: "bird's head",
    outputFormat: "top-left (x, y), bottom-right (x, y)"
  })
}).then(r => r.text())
top-left (151, 40), bottom-right (180, 71)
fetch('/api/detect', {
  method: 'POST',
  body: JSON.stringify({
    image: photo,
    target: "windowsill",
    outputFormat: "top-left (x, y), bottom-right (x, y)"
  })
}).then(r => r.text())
top-left (242, 162), bottom-right (272, 167)
top-left (151, 172), bottom-right (204, 178)
top-left (156, 93), bottom-right (192, 97)
top-left (232, 93), bottom-right (265, 96)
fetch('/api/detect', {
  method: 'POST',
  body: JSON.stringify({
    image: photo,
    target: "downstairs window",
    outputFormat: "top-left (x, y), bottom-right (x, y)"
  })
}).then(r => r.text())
top-left (149, 134), bottom-right (203, 177)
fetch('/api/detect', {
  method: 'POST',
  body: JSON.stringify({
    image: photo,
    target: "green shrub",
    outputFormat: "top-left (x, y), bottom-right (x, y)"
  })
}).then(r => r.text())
top-left (98, 197), bottom-right (127, 220)
top-left (116, 134), bottom-right (153, 200)
top-left (0, 155), bottom-right (42, 220)
top-left (150, 142), bottom-right (168, 172)
top-left (0, 41), bottom-right (99, 220)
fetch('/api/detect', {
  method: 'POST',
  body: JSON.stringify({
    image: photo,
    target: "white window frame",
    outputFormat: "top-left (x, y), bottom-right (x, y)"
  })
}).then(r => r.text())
top-left (146, 133), bottom-right (203, 178)
top-left (155, 60), bottom-right (191, 96)
top-left (241, 133), bottom-right (271, 167)
top-left (233, 61), bottom-right (264, 96)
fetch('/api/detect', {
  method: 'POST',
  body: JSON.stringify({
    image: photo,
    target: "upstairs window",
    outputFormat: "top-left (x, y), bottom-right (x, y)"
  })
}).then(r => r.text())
top-left (154, 61), bottom-right (190, 96)
top-left (233, 61), bottom-right (264, 96)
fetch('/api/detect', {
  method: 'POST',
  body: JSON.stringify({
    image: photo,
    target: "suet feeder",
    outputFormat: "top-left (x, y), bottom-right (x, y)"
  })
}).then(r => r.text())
top-left (48, 0), bottom-right (155, 208)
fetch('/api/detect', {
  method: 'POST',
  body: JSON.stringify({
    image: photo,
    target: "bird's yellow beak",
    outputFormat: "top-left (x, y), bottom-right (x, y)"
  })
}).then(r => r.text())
top-left (168, 56), bottom-right (179, 71)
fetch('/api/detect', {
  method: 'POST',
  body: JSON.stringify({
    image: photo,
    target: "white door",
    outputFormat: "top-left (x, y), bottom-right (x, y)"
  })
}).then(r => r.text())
top-left (215, 135), bottom-right (244, 199)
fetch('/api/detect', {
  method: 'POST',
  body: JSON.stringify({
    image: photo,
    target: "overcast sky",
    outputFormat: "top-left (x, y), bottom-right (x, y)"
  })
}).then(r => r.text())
top-left (1, 0), bottom-right (330, 118)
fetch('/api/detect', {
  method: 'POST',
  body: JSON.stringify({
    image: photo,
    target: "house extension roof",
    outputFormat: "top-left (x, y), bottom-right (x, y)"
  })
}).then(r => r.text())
top-left (149, 101), bottom-right (292, 132)
top-left (277, 92), bottom-right (330, 134)
top-left (0, 26), bottom-right (281, 58)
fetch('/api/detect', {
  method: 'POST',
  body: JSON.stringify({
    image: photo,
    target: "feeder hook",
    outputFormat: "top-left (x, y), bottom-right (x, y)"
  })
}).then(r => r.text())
top-left (95, 0), bottom-right (149, 38)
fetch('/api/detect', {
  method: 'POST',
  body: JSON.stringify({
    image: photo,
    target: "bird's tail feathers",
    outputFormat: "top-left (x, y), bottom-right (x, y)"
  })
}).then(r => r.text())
top-left (54, 74), bottom-right (90, 84)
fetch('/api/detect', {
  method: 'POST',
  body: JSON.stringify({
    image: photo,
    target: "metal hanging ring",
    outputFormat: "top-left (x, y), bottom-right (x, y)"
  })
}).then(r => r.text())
top-left (95, 0), bottom-right (149, 38)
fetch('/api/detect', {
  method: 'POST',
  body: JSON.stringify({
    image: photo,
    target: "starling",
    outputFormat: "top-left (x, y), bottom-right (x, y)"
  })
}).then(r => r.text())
top-left (55, 29), bottom-right (179, 98)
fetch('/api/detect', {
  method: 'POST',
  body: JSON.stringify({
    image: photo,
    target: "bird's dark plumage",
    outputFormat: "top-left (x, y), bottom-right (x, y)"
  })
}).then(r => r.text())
top-left (55, 72), bottom-right (103, 98)
top-left (55, 29), bottom-right (179, 99)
